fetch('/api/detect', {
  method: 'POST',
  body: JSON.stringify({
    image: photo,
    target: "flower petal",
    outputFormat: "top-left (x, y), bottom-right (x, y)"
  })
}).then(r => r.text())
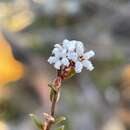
top-left (61, 49), bottom-right (67, 58)
top-left (68, 41), bottom-right (76, 51)
top-left (48, 56), bottom-right (57, 64)
top-left (62, 39), bottom-right (70, 49)
top-left (52, 47), bottom-right (60, 55)
top-left (67, 51), bottom-right (78, 62)
top-left (82, 60), bottom-right (94, 71)
top-left (54, 60), bottom-right (62, 70)
top-left (75, 61), bottom-right (83, 73)
top-left (54, 52), bottom-right (61, 58)
top-left (54, 44), bottom-right (62, 50)
top-left (61, 58), bottom-right (69, 66)
top-left (84, 50), bottom-right (95, 59)
top-left (76, 41), bottom-right (84, 55)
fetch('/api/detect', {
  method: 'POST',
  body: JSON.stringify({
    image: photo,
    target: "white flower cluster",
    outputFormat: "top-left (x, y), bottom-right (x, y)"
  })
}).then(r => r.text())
top-left (48, 39), bottom-right (95, 73)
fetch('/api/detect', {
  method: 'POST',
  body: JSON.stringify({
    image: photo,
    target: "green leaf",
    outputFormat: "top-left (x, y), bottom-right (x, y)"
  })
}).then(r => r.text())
top-left (29, 114), bottom-right (43, 129)
top-left (48, 84), bottom-right (58, 102)
top-left (55, 116), bottom-right (66, 125)
top-left (56, 125), bottom-right (65, 130)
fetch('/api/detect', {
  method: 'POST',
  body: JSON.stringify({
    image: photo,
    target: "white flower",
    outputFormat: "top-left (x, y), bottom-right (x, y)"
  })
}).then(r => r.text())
top-left (75, 61), bottom-right (83, 73)
top-left (76, 41), bottom-right (84, 55)
top-left (67, 51), bottom-right (78, 62)
top-left (61, 58), bottom-right (69, 66)
top-left (84, 50), bottom-right (95, 59)
top-left (63, 39), bottom-right (77, 51)
top-left (54, 60), bottom-right (62, 70)
top-left (82, 60), bottom-right (94, 71)
top-left (48, 56), bottom-right (57, 64)
top-left (52, 47), bottom-right (59, 54)
top-left (74, 50), bottom-right (95, 73)
top-left (68, 41), bottom-right (76, 51)
top-left (54, 44), bottom-right (62, 50)
top-left (48, 39), bottom-right (95, 72)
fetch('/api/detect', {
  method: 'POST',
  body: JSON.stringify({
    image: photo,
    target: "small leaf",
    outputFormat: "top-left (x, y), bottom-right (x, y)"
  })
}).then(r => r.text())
top-left (56, 125), bottom-right (65, 130)
top-left (50, 89), bottom-right (56, 102)
top-left (64, 68), bottom-right (76, 80)
top-left (48, 84), bottom-right (57, 93)
top-left (29, 114), bottom-right (43, 129)
top-left (55, 116), bottom-right (66, 125)
top-left (49, 84), bottom-right (58, 102)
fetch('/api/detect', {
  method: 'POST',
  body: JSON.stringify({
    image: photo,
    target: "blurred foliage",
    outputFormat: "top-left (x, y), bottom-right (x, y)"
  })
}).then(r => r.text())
top-left (0, 98), bottom-right (23, 122)
top-left (28, 15), bottom-right (79, 30)
top-left (91, 54), bottom-right (124, 91)
top-left (31, 42), bottom-right (53, 57)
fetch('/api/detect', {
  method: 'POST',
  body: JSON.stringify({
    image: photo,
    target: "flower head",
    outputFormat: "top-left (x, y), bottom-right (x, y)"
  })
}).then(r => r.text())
top-left (48, 39), bottom-right (95, 77)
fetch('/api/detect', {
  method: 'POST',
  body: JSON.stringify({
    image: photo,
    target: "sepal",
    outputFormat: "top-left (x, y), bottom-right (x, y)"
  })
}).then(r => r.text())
top-left (29, 114), bottom-right (44, 130)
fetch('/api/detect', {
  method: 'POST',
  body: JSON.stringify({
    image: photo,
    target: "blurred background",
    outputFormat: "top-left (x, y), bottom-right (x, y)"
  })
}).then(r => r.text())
top-left (0, 0), bottom-right (130, 130)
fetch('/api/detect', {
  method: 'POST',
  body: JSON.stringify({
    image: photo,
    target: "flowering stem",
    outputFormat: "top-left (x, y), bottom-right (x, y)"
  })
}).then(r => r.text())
top-left (31, 40), bottom-right (95, 130)
top-left (43, 77), bottom-right (62, 130)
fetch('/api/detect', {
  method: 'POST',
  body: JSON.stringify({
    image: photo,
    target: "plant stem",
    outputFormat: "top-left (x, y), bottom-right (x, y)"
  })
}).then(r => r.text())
top-left (44, 77), bottom-right (61, 130)
top-left (51, 91), bottom-right (58, 116)
top-left (44, 93), bottom-right (58, 130)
